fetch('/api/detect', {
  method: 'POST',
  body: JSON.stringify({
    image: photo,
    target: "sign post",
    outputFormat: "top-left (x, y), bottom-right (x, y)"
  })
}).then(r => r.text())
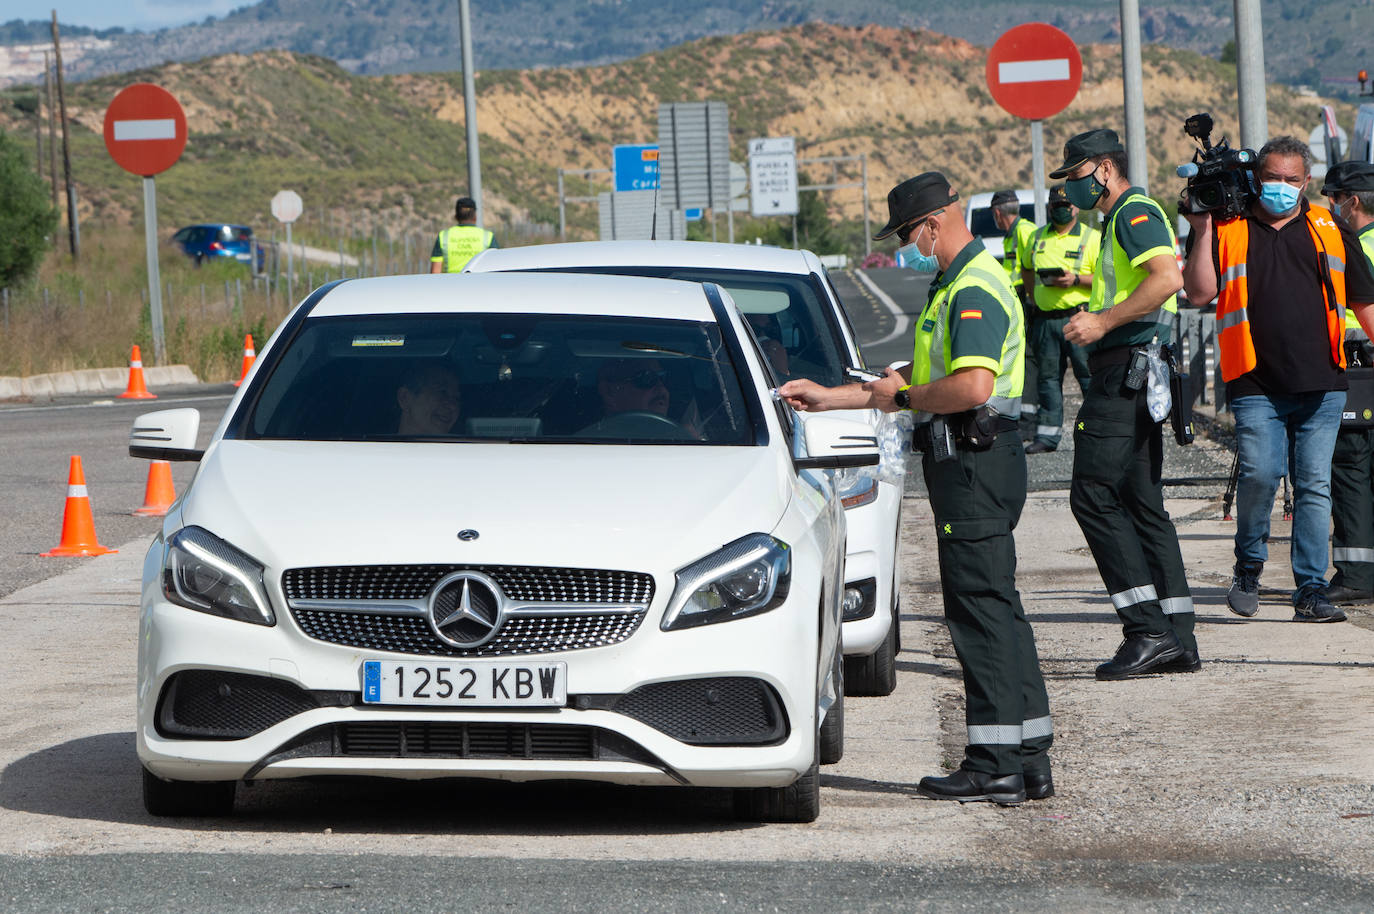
top-left (271, 190), bottom-right (304, 304)
top-left (985, 24), bottom-right (1083, 226)
top-left (102, 83), bottom-right (187, 366)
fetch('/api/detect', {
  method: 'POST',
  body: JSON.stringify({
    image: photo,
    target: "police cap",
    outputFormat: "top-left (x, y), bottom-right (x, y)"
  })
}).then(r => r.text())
top-left (1049, 129), bottom-right (1125, 179)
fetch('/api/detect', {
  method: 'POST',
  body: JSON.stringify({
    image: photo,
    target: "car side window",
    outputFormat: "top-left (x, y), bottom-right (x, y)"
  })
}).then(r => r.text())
top-left (739, 316), bottom-right (794, 438)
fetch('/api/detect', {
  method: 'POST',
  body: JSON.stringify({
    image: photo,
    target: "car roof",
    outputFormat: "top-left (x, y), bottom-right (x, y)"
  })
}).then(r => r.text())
top-left (308, 271), bottom-right (717, 321)
top-left (964, 189), bottom-right (1036, 207)
top-left (466, 240), bottom-right (825, 277)
top-left (180, 223), bottom-right (252, 231)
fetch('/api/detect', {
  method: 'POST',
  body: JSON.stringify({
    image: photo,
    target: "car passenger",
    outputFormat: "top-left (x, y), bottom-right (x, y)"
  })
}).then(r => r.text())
top-left (746, 313), bottom-right (792, 378)
top-left (396, 362), bottom-right (462, 436)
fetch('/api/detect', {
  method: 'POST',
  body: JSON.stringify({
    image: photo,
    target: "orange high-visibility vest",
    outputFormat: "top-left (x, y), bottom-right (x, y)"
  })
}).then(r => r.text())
top-left (1214, 204), bottom-right (1348, 382)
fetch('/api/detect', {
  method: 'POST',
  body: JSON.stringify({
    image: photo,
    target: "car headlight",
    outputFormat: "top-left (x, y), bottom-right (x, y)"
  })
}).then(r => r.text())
top-left (162, 526), bottom-right (276, 626)
top-left (661, 533), bottom-right (791, 631)
top-left (835, 467), bottom-right (880, 509)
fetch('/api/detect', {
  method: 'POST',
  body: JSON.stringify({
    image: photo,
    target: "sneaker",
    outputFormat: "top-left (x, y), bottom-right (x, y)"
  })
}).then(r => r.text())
top-left (1025, 440), bottom-right (1057, 454)
top-left (1293, 589), bottom-right (1347, 623)
top-left (1226, 562), bottom-right (1262, 617)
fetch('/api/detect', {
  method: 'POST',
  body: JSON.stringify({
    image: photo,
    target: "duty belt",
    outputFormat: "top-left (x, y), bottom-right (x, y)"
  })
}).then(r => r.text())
top-left (912, 414), bottom-right (1018, 452)
top-left (1087, 343), bottom-right (1146, 374)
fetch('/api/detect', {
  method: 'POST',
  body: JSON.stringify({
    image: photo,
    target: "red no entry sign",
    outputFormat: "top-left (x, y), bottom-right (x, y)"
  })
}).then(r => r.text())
top-left (985, 23), bottom-right (1083, 121)
top-left (103, 83), bottom-right (187, 177)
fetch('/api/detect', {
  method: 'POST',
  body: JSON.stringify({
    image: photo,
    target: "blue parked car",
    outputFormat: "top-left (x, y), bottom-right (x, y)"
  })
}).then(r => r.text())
top-left (170, 224), bottom-right (264, 271)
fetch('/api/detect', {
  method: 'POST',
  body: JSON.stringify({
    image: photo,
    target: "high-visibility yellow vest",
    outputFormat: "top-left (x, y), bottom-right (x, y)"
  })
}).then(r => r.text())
top-left (911, 248), bottom-right (1024, 422)
top-left (1002, 217), bottom-right (1036, 289)
top-left (1088, 191), bottom-right (1178, 351)
top-left (1026, 221), bottom-right (1100, 312)
top-left (1215, 204), bottom-right (1347, 381)
top-left (438, 225), bottom-right (494, 273)
top-left (1350, 226), bottom-right (1374, 339)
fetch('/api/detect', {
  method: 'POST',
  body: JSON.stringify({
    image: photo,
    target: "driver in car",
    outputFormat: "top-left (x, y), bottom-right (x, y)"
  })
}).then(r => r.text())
top-left (396, 362), bottom-right (462, 436)
top-left (597, 358), bottom-right (671, 417)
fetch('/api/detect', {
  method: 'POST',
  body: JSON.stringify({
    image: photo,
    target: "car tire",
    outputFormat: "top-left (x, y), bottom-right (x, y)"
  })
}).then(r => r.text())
top-left (141, 766), bottom-right (235, 817)
top-left (844, 606), bottom-right (898, 697)
top-left (819, 648), bottom-right (844, 765)
top-left (732, 732), bottom-right (821, 824)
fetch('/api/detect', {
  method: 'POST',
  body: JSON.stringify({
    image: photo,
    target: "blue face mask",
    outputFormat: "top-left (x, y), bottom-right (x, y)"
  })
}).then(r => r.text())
top-left (896, 223), bottom-right (938, 273)
top-left (1332, 196), bottom-right (1348, 221)
top-left (1259, 181), bottom-right (1302, 215)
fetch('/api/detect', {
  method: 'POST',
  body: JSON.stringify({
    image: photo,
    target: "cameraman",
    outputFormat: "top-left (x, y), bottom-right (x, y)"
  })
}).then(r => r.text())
top-left (1320, 161), bottom-right (1374, 605)
top-left (1182, 137), bottom-right (1374, 623)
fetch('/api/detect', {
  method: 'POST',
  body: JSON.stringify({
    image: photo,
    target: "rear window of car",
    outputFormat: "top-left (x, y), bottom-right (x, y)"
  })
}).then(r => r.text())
top-left (968, 203), bottom-right (1036, 239)
top-left (217, 226), bottom-right (252, 242)
top-left (239, 312), bottom-right (758, 445)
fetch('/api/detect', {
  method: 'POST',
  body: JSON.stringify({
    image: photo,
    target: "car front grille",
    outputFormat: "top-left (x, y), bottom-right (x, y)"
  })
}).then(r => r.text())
top-left (290, 607), bottom-right (645, 657)
top-left (282, 564), bottom-right (654, 657)
top-left (282, 564), bottom-right (654, 604)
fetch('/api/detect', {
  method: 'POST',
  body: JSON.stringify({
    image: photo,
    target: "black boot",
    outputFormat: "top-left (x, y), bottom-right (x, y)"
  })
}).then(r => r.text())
top-left (1095, 631), bottom-right (1184, 680)
top-left (917, 768), bottom-right (1026, 805)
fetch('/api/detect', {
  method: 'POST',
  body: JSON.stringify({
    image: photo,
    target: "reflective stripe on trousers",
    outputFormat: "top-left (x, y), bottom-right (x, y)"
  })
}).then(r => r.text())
top-left (968, 716), bottom-right (1054, 745)
top-left (1333, 547), bottom-right (1374, 563)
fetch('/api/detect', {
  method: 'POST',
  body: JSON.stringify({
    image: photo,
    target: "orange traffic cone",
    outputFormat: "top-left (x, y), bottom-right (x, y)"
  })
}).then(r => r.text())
top-left (41, 456), bottom-right (118, 557)
top-left (118, 344), bottom-right (157, 400)
top-left (233, 334), bottom-right (256, 386)
top-left (133, 460), bottom-right (176, 516)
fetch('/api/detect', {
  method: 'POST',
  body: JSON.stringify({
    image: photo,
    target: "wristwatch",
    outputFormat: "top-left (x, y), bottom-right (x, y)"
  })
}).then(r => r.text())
top-left (893, 385), bottom-right (912, 409)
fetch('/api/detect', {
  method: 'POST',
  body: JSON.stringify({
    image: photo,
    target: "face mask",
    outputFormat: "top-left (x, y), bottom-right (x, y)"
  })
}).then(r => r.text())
top-left (1049, 205), bottom-right (1074, 226)
top-left (1259, 181), bottom-right (1302, 215)
top-left (896, 223), bottom-right (938, 273)
top-left (1065, 165), bottom-right (1106, 210)
top-left (1332, 197), bottom-right (1348, 221)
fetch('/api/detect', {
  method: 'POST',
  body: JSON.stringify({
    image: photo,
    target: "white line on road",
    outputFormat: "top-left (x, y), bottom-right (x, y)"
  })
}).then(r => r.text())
top-left (853, 269), bottom-right (910, 347)
top-left (1, 393), bottom-right (234, 414)
top-left (112, 118), bottom-right (178, 141)
top-left (997, 58), bottom-right (1071, 84)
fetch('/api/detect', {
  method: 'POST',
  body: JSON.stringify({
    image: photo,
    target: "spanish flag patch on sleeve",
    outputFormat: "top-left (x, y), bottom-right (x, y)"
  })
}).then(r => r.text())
top-left (959, 309), bottom-right (982, 320)
top-left (1130, 213), bottom-right (1149, 226)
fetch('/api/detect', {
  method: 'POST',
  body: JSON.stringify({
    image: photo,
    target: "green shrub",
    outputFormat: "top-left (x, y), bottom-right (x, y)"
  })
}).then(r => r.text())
top-left (0, 128), bottom-right (57, 289)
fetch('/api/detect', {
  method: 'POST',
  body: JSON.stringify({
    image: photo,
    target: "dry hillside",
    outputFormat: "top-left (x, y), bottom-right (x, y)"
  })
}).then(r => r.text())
top-left (0, 23), bottom-right (1350, 243)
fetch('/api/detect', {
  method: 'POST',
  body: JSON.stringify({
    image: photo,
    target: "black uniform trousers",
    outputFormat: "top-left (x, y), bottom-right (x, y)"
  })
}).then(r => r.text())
top-left (1070, 361), bottom-right (1197, 651)
top-left (923, 428), bottom-right (1052, 777)
top-left (1331, 426), bottom-right (1374, 592)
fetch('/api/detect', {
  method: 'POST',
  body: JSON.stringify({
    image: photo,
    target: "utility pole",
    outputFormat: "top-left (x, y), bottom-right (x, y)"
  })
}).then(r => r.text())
top-left (51, 11), bottom-right (79, 259)
top-left (1119, 0), bottom-right (1149, 193)
top-left (457, 0), bottom-right (483, 227)
top-left (1233, 0), bottom-right (1268, 151)
top-left (45, 50), bottom-right (57, 211)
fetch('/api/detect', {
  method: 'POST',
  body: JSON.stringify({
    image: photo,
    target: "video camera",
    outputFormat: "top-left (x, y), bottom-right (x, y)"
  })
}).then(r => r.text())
top-left (1176, 113), bottom-right (1258, 220)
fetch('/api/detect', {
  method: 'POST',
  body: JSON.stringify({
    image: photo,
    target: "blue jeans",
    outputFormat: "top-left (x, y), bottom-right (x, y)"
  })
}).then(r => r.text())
top-left (1231, 391), bottom-right (1346, 601)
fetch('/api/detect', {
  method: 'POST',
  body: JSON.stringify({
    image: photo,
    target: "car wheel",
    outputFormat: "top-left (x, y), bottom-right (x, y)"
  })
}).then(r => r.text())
top-left (819, 647), bottom-right (844, 765)
top-left (141, 766), bottom-right (235, 817)
top-left (844, 597), bottom-right (898, 697)
top-left (732, 731), bottom-right (820, 824)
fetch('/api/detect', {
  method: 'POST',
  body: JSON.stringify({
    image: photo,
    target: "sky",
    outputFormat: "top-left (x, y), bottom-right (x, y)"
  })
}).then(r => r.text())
top-left (7, 0), bottom-right (250, 31)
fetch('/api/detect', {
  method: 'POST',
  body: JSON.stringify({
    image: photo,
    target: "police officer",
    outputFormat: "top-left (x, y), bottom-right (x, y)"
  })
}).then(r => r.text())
top-left (429, 196), bottom-right (497, 273)
top-left (780, 173), bottom-right (1052, 805)
top-left (1321, 161), bottom-right (1374, 604)
top-left (992, 189), bottom-right (1039, 426)
top-left (1019, 184), bottom-right (1098, 453)
top-left (1053, 129), bottom-right (1200, 678)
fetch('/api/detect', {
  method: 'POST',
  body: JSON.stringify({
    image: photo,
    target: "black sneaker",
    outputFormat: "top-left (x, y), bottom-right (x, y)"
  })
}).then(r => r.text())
top-left (1227, 562), bottom-right (1262, 617)
top-left (1293, 589), bottom-right (1347, 623)
top-left (1025, 440), bottom-right (1057, 454)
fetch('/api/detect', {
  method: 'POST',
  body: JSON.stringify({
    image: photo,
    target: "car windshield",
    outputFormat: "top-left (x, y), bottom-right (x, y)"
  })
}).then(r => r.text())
top-left (531, 267), bottom-right (847, 387)
top-left (240, 312), bottom-right (758, 445)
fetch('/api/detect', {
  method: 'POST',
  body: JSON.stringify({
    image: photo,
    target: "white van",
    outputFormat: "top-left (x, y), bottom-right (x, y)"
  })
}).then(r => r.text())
top-left (964, 188), bottom-right (1036, 262)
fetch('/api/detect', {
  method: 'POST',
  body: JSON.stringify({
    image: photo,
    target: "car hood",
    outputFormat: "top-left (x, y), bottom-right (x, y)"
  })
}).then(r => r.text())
top-left (180, 441), bottom-right (793, 575)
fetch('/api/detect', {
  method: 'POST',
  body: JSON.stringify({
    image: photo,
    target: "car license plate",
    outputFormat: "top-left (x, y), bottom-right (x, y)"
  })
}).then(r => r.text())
top-left (235, 253), bottom-right (251, 261)
top-left (361, 659), bottom-right (567, 707)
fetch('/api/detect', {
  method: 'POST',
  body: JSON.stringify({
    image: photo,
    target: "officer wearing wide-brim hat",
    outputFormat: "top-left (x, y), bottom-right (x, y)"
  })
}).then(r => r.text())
top-left (779, 171), bottom-right (1054, 806)
top-left (1051, 127), bottom-right (1199, 678)
top-left (1321, 161), bottom-right (1374, 605)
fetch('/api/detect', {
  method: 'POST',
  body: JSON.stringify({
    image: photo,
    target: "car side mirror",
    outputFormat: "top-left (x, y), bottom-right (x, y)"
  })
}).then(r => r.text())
top-left (793, 415), bottom-right (879, 470)
top-left (130, 408), bottom-right (204, 461)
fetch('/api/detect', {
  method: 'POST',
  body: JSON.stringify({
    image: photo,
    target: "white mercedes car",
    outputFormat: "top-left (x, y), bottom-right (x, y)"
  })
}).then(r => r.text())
top-left (467, 242), bottom-right (905, 696)
top-left (130, 272), bottom-right (877, 823)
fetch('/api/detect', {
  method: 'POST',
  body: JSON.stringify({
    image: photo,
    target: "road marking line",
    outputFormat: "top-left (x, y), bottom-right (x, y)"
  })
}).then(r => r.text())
top-left (853, 269), bottom-right (910, 347)
top-left (1, 393), bottom-right (233, 414)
